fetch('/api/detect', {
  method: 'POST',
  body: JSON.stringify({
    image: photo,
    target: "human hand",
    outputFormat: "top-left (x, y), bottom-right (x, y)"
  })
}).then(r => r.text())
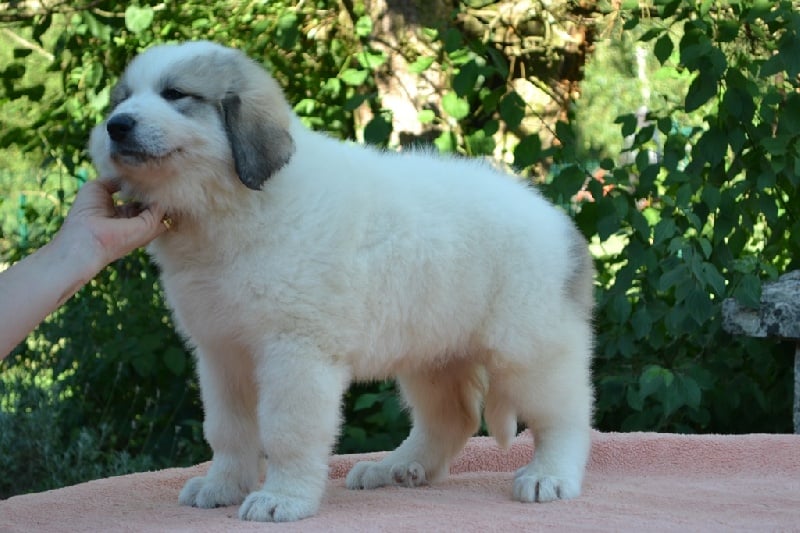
top-left (55, 177), bottom-right (168, 275)
top-left (0, 177), bottom-right (170, 358)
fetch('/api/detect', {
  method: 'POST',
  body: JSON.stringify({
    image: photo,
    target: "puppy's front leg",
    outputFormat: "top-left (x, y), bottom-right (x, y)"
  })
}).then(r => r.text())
top-left (239, 337), bottom-right (348, 522)
top-left (179, 347), bottom-right (262, 508)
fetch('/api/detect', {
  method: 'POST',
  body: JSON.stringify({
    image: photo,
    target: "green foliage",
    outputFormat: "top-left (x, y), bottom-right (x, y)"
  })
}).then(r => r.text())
top-left (0, 380), bottom-right (160, 499)
top-left (339, 382), bottom-right (410, 454)
top-left (580, 0), bottom-right (798, 432)
top-left (0, 0), bottom-right (796, 498)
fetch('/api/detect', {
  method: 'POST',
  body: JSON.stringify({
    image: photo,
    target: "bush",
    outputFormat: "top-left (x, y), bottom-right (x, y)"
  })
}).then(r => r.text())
top-left (0, 380), bottom-right (160, 499)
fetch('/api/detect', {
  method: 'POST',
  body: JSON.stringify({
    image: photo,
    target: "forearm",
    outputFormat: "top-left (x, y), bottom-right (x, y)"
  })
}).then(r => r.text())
top-left (0, 235), bottom-right (101, 359)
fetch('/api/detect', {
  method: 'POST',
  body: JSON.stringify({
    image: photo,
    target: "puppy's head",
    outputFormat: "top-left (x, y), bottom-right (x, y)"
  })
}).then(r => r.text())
top-left (89, 41), bottom-right (295, 214)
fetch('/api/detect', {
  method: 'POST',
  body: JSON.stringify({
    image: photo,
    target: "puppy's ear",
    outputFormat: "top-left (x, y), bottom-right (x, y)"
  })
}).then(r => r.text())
top-left (221, 92), bottom-right (295, 190)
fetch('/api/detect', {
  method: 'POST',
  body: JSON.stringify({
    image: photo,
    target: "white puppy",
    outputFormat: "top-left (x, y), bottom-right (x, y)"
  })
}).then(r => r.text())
top-left (90, 41), bottom-right (595, 522)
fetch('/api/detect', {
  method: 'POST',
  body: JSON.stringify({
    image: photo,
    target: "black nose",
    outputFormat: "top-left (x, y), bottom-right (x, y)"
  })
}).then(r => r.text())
top-left (106, 113), bottom-right (136, 142)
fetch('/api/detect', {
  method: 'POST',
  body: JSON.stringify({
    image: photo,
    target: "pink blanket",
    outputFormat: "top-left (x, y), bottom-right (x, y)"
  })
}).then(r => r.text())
top-left (2, 431), bottom-right (798, 531)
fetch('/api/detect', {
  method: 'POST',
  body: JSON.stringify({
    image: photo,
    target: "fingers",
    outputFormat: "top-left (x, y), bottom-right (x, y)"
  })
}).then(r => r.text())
top-left (138, 203), bottom-right (170, 239)
top-left (90, 177), bottom-right (171, 247)
top-left (97, 177), bottom-right (168, 228)
top-left (116, 201), bottom-right (145, 218)
top-left (94, 176), bottom-right (123, 194)
top-left (146, 202), bottom-right (167, 222)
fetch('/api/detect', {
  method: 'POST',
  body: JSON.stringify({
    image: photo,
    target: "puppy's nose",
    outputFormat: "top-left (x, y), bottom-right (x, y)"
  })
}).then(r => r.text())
top-left (107, 113), bottom-right (136, 142)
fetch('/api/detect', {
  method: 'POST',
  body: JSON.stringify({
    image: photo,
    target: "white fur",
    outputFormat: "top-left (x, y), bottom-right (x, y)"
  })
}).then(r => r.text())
top-left (90, 41), bottom-right (595, 522)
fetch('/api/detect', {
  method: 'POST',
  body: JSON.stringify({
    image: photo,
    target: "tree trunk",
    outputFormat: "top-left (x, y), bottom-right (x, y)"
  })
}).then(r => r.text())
top-left (350, 0), bottom-right (456, 145)
top-left (351, 0), bottom-right (599, 154)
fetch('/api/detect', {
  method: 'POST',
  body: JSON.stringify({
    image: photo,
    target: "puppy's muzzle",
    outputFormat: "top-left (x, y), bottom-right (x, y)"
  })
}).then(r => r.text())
top-left (107, 113), bottom-right (137, 143)
top-left (105, 113), bottom-right (172, 164)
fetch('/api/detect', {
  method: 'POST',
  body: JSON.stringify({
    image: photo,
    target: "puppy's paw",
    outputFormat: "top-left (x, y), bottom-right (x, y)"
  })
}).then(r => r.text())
top-left (390, 461), bottom-right (427, 487)
top-left (238, 489), bottom-right (319, 522)
top-left (512, 466), bottom-right (581, 503)
top-left (179, 475), bottom-right (249, 508)
top-left (346, 460), bottom-right (428, 489)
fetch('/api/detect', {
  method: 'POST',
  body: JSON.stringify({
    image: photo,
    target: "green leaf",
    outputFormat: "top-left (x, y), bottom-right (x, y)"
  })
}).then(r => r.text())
top-left (343, 93), bottom-right (371, 111)
top-left (639, 28), bottom-right (664, 42)
top-left (633, 124), bottom-right (656, 149)
top-left (275, 12), bottom-right (299, 47)
top-left (677, 374), bottom-right (702, 409)
top-left (694, 127), bottom-right (727, 167)
top-left (659, 264), bottom-right (689, 292)
top-left (654, 34), bottom-right (674, 64)
top-left (653, 217), bottom-right (677, 246)
top-left (2, 62), bottom-right (25, 79)
top-left (717, 20), bottom-right (740, 42)
top-left (293, 98), bottom-right (316, 114)
top-left (355, 16), bottom-right (373, 37)
top-left (623, 14), bottom-right (640, 31)
top-left (339, 68), bottom-right (369, 86)
top-left (550, 165), bottom-right (587, 199)
top-left (465, 128), bottom-right (495, 156)
top-left (418, 109), bottom-right (436, 124)
top-left (499, 91), bottom-right (526, 129)
top-left (626, 386), bottom-right (644, 411)
top-left (609, 292), bottom-right (632, 322)
top-left (442, 91), bottom-right (470, 120)
top-left (631, 308), bottom-right (653, 339)
top-left (434, 131), bottom-right (457, 153)
top-left (723, 87), bottom-right (755, 122)
top-left (761, 136), bottom-right (791, 156)
top-left (700, 184), bottom-right (720, 211)
top-left (443, 28), bottom-right (464, 53)
top-left (479, 87), bottom-right (504, 114)
top-left (759, 54), bottom-right (784, 78)
top-left (357, 49), bottom-right (387, 70)
top-left (660, 0), bottom-right (682, 18)
top-left (277, 12), bottom-right (297, 30)
top-left (684, 72), bottom-right (717, 112)
top-left (409, 56), bottom-right (435, 74)
top-left (686, 288), bottom-right (712, 325)
top-left (354, 393), bottom-right (380, 411)
top-left (124, 6), bottom-right (154, 33)
top-left (615, 113), bottom-right (638, 137)
top-left (452, 60), bottom-right (481, 96)
top-left (513, 134), bottom-right (541, 169)
top-left (778, 32), bottom-right (800, 78)
top-left (701, 262), bottom-right (726, 296)
top-left (485, 46), bottom-right (509, 78)
top-left (363, 112), bottom-right (392, 145)
top-left (640, 365), bottom-right (671, 399)
top-left (680, 31), bottom-right (713, 71)
top-left (733, 274), bottom-right (762, 309)
top-left (163, 347), bottom-right (187, 376)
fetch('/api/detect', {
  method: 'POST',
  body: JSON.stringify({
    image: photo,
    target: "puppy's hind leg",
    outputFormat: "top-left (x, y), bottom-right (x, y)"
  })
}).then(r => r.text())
top-left (346, 359), bottom-right (483, 490)
top-left (494, 330), bottom-right (594, 503)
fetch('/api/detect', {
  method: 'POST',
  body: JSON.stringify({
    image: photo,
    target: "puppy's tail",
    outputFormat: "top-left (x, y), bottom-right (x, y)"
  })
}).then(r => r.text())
top-left (483, 386), bottom-right (517, 450)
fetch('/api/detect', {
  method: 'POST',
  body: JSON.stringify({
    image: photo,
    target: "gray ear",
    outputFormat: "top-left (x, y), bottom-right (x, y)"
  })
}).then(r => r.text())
top-left (221, 92), bottom-right (295, 190)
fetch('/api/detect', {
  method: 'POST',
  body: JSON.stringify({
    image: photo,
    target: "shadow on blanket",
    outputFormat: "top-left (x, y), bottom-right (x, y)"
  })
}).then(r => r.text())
top-left (2, 431), bottom-right (798, 532)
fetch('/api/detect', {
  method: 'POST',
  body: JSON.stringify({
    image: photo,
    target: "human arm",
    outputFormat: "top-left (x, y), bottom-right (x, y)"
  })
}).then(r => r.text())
top-left (0, 178), bottom-right (167, 359)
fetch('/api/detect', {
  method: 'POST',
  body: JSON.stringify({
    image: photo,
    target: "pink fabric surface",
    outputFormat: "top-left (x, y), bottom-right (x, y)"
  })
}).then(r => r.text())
top-left (2, 431), bottom-right (798, 532)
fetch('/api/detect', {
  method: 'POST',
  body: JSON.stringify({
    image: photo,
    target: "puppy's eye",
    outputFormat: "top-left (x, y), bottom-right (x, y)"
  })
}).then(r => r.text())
top-left (161, 88), bottom-right (189, 101)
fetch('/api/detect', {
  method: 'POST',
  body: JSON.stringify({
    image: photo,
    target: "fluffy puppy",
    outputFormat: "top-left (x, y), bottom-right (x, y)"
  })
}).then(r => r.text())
top-left (90, 41), bottom-right (595, 522)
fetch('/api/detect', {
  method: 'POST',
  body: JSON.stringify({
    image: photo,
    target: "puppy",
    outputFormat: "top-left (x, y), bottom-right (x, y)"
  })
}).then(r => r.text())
top-left (90, 41), bottom-right (595, 522)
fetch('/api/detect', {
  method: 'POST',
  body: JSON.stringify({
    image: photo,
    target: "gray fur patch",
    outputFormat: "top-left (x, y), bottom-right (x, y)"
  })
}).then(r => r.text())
top-left (565, 226), bottom-right (595, 312)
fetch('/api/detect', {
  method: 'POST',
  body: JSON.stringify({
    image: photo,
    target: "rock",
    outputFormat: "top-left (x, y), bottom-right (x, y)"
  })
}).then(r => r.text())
top-left (722, 271), bottom-right (800, 339)
top-left (722, 270), bottom-right (800, 434)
